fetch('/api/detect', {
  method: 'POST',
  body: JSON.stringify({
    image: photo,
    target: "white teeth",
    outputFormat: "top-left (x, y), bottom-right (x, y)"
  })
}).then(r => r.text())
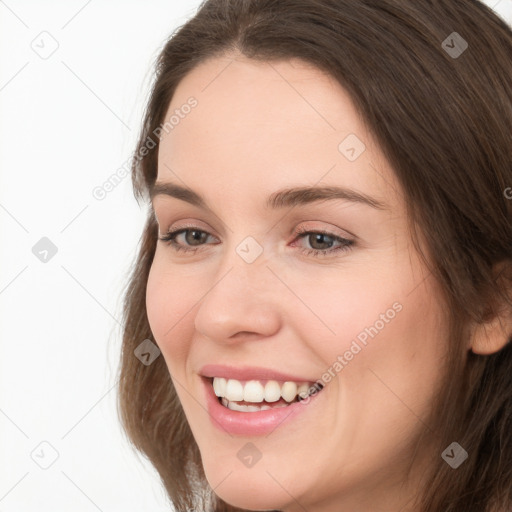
top-left (264, 380), bottom-right (281, 402)
top-left (224, 400), bottom-right (289, 412)
top-left (212, 377), bottom-right (317, 404)
top-left (225, 379), bottom-right (244, 401)
top-left (243, 380), bottom-right (264, 402)
top-left (213, 377), bottom-right (226, 397)
top-left (297, 383), bottom-right (309, 400)
top-left (227, 402), bottom-right (247, 412)
top-left (281, 381), bottom-right (298, 402)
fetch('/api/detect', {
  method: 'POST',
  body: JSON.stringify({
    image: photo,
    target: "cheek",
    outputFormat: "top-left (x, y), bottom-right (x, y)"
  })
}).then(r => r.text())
top-left (145, 255), bottom-right (195, 365)
top-left (327, 276), bottom-right (447, 420)
top-left (299, 269), bottom-right (405, 364)
top-left (309, 261), bottom-right (448, 405)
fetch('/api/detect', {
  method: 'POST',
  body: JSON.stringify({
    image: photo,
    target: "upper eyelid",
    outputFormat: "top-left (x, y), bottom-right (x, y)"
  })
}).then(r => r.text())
top-left (160, 225), bottom-right (344, 235)
top-left (160, 226), bottom-right (352, 244)
top-left (154, 212), bottom-right (355, 238)
top-left (151, 203), bottom-right (229, 235)
top-left (151, 203), bottom-right (359, 239)
top-left (158, 223), bottom-right (218, 238)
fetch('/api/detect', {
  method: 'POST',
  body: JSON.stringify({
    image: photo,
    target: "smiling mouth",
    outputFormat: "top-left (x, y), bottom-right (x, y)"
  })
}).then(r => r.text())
top-left (210, 377), bottom-right (324, 412)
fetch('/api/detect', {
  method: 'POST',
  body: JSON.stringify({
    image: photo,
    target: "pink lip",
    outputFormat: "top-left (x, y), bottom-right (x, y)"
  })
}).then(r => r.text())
top-left (200, 373), bottom-right (325, 437)
top-left (199, 364), bottom-right (317, 383)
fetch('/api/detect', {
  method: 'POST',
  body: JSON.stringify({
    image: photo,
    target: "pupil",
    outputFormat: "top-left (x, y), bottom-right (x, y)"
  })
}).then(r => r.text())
top-left (187, 230), bottom-right (206, 246)
top-left (310, 233), bottom-right (332, 250)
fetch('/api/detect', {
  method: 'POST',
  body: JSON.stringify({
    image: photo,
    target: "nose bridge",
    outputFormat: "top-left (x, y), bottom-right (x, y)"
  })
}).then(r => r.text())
top-left (215, 230), bottom-right (271, 290)
top-left (193, 235), bottom-right (282, 342)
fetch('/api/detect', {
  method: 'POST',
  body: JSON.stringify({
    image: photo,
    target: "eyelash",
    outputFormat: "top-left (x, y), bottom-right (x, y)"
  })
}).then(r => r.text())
top-left (157, 225), bottom-right (354, 258)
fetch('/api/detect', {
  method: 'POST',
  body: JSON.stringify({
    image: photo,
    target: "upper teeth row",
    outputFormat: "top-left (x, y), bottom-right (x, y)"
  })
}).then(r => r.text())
top-left (212, 377), bottom-right (313, 403)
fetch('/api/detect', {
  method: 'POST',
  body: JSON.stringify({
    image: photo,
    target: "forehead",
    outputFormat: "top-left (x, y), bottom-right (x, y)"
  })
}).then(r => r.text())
top-left (156, 54), bottom-right (400, 210)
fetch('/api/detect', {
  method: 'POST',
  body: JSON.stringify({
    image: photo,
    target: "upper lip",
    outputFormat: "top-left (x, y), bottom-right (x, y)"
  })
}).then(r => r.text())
top-left (199, 364), bottom-right (317, 383)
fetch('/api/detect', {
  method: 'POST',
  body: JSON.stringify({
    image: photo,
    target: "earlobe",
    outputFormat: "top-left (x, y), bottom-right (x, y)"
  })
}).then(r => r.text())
top-left (470, 312), bottom-right (512, 355)
top-left (471, 261), bottom-right (512, 355)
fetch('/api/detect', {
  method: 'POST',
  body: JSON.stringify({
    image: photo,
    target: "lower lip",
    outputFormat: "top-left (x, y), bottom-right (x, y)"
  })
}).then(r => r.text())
top-left (201, 377), bottom-right (324, 436)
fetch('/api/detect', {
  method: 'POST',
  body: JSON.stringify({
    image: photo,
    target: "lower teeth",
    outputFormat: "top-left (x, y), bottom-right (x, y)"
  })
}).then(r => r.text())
top-left (220, 397), bottom-right (290, 412)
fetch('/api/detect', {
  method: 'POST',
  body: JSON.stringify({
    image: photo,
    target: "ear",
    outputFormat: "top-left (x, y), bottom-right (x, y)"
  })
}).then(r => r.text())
top-left (470, 262), bottom-right (512, 355)
top-left (471, 315), bottom-right (511, 355)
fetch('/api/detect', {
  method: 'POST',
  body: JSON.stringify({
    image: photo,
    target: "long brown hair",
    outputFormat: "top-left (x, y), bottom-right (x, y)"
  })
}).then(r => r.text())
top-left (117, 1), bottom-right (512, 510)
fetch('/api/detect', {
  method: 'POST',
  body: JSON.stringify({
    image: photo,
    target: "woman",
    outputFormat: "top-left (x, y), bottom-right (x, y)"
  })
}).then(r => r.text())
top-left (118, 1), bottom-right (512, 510)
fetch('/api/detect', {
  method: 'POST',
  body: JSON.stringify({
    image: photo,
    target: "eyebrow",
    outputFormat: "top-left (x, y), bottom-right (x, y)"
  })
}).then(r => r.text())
top-left (149, 181), bottom-right (387, 211)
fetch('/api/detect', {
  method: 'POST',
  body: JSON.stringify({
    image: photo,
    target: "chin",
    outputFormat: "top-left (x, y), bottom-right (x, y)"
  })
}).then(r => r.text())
top-left (212, 485), bottom-right (288, 511)
top-left (203, 461), bottom-right (293, 511)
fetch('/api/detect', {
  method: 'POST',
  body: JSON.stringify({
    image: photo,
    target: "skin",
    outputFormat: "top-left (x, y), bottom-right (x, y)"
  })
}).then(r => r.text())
top-left (146, 53), bottom-right (452, 512)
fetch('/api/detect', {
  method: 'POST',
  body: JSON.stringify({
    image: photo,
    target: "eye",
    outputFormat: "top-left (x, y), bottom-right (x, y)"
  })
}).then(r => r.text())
top-left (291, 226), bottom-right (354, 258)
top-left (158, 227), bottom-right (218, 253)
top-left (157, 225), bottom-right (354, 258)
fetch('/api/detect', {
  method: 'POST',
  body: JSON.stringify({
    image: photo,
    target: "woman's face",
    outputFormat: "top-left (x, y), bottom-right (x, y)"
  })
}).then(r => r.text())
top-left (147, 55), bottom-right (450, 511)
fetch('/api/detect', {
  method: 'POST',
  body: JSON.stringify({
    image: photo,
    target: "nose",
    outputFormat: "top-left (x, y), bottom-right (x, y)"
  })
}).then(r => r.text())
top-left (193, 252), bottom-right (282, 345)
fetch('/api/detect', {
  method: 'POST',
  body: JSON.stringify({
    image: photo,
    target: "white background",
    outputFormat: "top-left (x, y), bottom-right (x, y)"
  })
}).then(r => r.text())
top-left (0, 1), bottom-right (511, 511)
